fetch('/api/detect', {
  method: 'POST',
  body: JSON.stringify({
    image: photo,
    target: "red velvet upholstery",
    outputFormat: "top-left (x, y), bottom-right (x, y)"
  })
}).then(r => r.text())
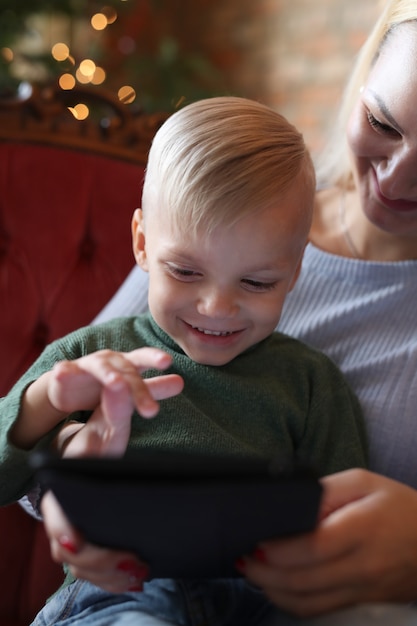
top-left (0, 85), bottom-right (167, 625)
top-left (0, 142), bottom-right (142, 395)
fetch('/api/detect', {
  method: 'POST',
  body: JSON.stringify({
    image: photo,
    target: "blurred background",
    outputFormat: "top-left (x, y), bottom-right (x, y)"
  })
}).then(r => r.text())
top-left (0, 0), bottom-right (380, 154)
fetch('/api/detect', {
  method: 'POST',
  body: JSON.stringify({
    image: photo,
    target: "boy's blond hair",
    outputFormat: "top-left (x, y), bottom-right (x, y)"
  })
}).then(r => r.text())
top-left (142, 96), bottom-right (315, 236)
top-left (316, 0), bottom-right (417, 189)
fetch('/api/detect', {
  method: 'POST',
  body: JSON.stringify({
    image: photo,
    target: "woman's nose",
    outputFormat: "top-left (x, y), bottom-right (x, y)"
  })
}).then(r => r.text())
top-left (377, 147), bottom-right (417, 199)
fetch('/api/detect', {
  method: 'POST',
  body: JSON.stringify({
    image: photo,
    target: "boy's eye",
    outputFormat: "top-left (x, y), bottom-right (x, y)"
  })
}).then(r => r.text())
top-left (174, 268), bottom-right (195, 276)
top-left (168, 265), bottom-right (200, 279)
top-left (242, 279), bottom-right (277, 292)
top-left (366, 111), bottom-right (399, 136)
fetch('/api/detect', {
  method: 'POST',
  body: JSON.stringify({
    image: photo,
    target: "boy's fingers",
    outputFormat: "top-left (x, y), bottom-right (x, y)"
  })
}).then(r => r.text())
top-left (144, 374), bottom-right (184, 401)
top-left (125, 347), bottom-right (174, 373)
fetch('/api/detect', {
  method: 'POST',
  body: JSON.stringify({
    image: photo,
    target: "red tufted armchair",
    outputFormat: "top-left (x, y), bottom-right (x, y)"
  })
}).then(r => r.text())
top-left (0, 84), bottom-right (167, 626)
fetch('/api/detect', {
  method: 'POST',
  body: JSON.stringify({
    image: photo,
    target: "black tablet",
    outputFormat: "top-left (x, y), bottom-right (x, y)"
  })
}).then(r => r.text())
top-left (29, 451), bottom-right (322, 579)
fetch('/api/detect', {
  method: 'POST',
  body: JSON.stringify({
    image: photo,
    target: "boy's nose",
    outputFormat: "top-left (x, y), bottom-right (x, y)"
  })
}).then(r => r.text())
top-left (196, 288), bottom-right (238, 319)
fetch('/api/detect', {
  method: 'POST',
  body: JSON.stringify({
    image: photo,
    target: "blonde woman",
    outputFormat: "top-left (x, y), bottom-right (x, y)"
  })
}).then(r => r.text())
top-left (93, 2), bottom-right (417, 622)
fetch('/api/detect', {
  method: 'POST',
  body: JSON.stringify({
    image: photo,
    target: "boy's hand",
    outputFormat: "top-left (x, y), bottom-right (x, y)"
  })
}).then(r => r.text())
top-left (12, 347), bottom-right (183, 451)
top-left (49, 347), bottom-right (183, 417)
top-left (51, 347), bottom-right (184, 457)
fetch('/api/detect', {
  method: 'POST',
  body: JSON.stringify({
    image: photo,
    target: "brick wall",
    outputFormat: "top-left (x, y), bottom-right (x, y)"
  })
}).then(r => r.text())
top-left (166, 0), bottom-right (381, 153)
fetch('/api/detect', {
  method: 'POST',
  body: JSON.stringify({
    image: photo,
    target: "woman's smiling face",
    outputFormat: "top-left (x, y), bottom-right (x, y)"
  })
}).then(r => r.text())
top-left (347, 22), bottom-right (417, 241)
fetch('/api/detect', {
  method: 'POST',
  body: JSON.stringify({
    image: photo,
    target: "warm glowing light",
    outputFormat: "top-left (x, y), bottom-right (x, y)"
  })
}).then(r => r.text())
top-left (51, 43), bottom-right (70, 62)
top-left (102, 6), bottom-right (118, 24)
top-left (91, 13), bottom-right (108, 30)
top-left (118, 85), bottom-right (136, 104)
top-left (75, 68), bottom-right (91, 84)
top-left (59, 73), bottom-right (76, 90)
top-left (79, 59), bottom-right (96, 77)
top-left (1, 47), bottom-right (13, 62)
top-left (91, 66), bottom-right (106, 85)
top-left (68, 103), bottom-right (89, 120)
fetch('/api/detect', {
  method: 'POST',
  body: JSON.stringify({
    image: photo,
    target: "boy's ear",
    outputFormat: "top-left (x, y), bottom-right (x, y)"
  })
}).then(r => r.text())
top-left (132, 208), bottom-right (149, 272)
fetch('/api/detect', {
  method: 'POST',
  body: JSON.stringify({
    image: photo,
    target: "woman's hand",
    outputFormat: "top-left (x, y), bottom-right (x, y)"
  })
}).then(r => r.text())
top-left (239, 469), bottom-right (417, 617)
top-left (41, 491), bottom-right (149, 592)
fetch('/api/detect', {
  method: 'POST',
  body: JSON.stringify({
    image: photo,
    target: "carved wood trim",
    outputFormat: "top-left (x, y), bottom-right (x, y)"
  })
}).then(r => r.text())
top-left (0, 84), bottom-right (170, 165)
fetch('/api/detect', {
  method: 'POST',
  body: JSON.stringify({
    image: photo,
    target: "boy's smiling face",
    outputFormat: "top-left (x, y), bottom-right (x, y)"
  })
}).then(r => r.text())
top-left (133, 179), bottom-right (310, 366)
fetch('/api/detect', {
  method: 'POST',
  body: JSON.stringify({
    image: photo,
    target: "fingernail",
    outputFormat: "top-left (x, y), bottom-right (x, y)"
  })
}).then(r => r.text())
top-left (58, 536), bottom-right (78, 554)
top-left (253, 547), bottom-right (267, 562)
top-left (116, 559), bottom-right (148, 579)
top-left (117, 559), bottom-right (148, 592)
top-left (140, 399), bottom-right (159, 418)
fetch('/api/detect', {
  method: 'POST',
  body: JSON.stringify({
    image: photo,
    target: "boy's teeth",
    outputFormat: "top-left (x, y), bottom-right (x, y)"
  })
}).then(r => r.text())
top-left (194, 327), bottom-right (231, 336)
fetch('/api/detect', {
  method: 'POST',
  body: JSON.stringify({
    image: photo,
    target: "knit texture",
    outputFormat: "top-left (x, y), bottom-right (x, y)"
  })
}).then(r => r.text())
top-left (0, 312), bottom-right (367, 504)
top-left (280, 243), bottom-right (417, 488)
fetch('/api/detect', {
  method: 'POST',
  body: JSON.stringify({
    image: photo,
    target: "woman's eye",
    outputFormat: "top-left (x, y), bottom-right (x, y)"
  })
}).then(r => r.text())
top-left (366, 111), bottom-right (398, 136)
top-left (242, 279), bottom-right (277, 292)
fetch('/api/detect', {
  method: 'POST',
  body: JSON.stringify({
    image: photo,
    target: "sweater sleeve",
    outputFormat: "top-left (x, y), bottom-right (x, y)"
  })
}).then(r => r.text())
top-left (0, 317), bottom-right (143, 505)
top-left (0, 341), bottom-right (72, 505)
top-left (296, 352), bottom-right (368, 477)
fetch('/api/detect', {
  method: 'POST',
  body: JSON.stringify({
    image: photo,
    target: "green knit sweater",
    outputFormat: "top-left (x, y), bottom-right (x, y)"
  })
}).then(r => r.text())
top-left (0, 313), bottom-right (367, 505)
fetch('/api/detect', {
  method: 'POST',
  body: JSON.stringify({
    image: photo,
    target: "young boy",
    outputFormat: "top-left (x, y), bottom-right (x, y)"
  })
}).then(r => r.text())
top-left (0, 97), bottom-right (366, 626)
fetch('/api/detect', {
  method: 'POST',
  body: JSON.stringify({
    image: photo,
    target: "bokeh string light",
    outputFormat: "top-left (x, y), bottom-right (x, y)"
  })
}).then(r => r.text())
top-left (0, 1), bottom-right (221, 120)
top-left (47, 3), bottom-right (136, 120)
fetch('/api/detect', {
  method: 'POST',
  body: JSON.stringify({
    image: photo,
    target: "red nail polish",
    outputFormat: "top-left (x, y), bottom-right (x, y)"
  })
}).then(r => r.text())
top-left (117, 559), bottom-right (148, 579)
top-left (253, 547), bottom-right (267, 562)
top-left (58, 536), bottom-right (78, 554)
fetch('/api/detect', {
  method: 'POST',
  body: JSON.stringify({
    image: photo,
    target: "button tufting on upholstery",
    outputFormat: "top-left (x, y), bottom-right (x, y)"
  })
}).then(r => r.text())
top-left (0, 237), bottom-right (9, 263)
top-left (0, 228), bottom-right (10, 262)
top-left (33, 321), bottom-right (49, 350)
top-left (79, 232), bottom-right (96, 261)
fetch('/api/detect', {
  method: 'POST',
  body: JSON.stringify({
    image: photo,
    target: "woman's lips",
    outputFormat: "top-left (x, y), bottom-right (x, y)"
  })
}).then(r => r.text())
top-left (372, 173), bottom-right (417, 213)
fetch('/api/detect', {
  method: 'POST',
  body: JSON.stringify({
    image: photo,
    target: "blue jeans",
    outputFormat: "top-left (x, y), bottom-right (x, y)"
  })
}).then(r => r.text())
top-left (31, 578), bottom-right (417, 626)
top-left (31, 578), bottom-right (277, 626)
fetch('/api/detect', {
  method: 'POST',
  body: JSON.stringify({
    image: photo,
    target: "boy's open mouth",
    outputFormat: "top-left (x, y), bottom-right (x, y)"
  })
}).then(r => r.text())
top-left (192, 326), bottom-right (234, 337)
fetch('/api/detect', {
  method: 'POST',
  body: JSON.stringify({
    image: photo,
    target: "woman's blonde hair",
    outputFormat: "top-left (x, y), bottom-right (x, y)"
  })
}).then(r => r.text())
top-left (142, 96), bottom-right (315, 236)
top-left (316, 0), bottom-right (417, 189)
